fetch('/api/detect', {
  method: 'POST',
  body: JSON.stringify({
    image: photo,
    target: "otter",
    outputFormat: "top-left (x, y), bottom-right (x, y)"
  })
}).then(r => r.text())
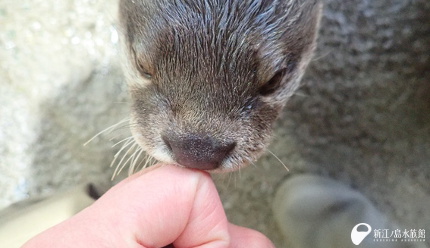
top-left (118, 0), bottom-right (322, 172)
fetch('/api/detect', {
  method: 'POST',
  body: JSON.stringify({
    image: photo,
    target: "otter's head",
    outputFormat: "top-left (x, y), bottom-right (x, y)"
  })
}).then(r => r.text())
top-left (119, 0), bottom-right (321, 172)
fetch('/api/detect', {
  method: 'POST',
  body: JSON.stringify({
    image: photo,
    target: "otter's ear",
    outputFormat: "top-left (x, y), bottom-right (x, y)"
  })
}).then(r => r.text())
top-left (257, 0), bottom-right (322, 77)
top-left (283, 0), bottom-right (322, 65)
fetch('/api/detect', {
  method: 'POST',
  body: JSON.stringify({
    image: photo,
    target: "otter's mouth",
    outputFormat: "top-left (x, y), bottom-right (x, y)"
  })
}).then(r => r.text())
top-left (128, 120), bottom-right (263, 172)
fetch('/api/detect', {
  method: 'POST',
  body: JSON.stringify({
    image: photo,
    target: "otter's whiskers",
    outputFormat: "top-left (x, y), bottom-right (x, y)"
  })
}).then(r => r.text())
top-left (84, 118), bottom-right (156, 180)
top-left (267, 149), bottom-right (289, 172)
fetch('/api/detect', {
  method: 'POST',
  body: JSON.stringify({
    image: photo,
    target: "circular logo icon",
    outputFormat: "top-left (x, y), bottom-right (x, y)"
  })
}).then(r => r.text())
top-left (351, 223), bottom-right (372, 245)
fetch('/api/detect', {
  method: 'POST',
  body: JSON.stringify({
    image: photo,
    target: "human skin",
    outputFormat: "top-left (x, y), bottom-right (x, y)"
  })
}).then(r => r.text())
top-left (22, 164), bottom-right (274, 248)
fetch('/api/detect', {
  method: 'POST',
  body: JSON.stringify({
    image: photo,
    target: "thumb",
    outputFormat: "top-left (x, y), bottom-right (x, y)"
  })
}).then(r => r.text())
top-left (22, 164), bottom-right (230, 248)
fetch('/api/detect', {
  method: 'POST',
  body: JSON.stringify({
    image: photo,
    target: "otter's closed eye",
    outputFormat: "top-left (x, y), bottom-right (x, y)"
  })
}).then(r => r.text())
top-left (137, 63), bottom-right (153, 80)
top-left (132, 47), bottom-right (153, 80)
top-left (258, 69), bottom-right (287, 96)
top-left (135, 58), bottom-right (153, 79)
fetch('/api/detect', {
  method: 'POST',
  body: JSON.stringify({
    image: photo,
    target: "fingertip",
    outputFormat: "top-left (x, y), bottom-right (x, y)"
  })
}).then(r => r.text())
top-left (140, 163), bottom-right (211, 180)
top-left (113, 163), bottom-right (211, 191)
top-left (228, 224), bottom-right (275, 248)
top-left (109, 163), bottom-right (225, 248)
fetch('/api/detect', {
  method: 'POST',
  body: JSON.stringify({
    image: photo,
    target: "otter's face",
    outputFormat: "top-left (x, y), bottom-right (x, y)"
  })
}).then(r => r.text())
top-left (119, 0), bottom-right (321, 172)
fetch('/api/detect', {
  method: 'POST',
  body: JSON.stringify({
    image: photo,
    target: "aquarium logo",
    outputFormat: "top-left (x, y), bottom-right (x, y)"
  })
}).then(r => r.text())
top-left (351, 223), bottom-right (426, 245)
top-left (351, 223), bottom-right (372, 245)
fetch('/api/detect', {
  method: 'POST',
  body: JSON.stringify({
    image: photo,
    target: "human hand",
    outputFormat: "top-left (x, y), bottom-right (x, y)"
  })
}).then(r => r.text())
top-left (22, 164), bottom-right (274, 248)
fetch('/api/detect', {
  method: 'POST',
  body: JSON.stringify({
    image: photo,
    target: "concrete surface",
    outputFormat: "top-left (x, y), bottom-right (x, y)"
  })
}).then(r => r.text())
top-left (0, 0), bottom-right (125, 207)
top-left (0, 0), bottom-right (429, 247)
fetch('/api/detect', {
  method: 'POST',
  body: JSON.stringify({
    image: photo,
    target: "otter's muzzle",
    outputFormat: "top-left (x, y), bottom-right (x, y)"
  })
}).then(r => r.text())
top-left (162, 133), bottom-right (236, 170)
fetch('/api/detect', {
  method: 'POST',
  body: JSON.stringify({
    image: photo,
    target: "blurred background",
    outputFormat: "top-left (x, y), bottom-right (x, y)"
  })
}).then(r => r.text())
top-left (0, 0), bottom-right (429, 247)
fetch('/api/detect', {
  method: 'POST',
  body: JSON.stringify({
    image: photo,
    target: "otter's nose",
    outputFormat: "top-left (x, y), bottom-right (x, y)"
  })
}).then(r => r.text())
top-left (162, 134), bottom-right (235, 170)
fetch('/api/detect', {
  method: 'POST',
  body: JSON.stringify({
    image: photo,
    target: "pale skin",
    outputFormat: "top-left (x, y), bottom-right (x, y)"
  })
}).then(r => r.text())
top-left (22, 164), bottom-right (275, 248)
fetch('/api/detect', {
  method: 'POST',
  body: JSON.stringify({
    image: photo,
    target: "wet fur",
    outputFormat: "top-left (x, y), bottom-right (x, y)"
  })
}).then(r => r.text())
top-left (119, 0), bottom-right (322, 171)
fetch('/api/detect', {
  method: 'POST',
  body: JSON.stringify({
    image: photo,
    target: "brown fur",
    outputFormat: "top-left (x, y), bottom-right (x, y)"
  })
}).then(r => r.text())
top-left (119, 0), bottom-right (322, 171)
